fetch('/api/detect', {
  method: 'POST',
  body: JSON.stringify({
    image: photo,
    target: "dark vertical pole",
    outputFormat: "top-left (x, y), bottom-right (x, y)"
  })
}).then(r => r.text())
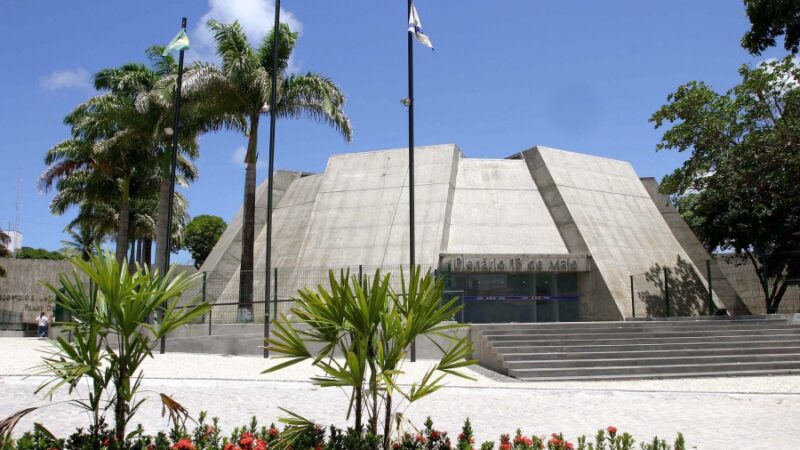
top-left (706, 259), bottom-right (714, 316)
top-left (160, 17), bottom-right (187, 355)
top-left (664, 267), bottom-right (671, 317)
top-left (263, 0), bottom-right (281, 359)
top-left (408, 0), bottom-right (417, 363)
top-left (273, 267), bottom-right (278, 320)
top-left (630, 274), bottom-right (635, 319)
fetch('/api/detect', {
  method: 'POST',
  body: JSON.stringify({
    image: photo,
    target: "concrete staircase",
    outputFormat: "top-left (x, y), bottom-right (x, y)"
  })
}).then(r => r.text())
top-left (470, 316), bottom-right (800, 381)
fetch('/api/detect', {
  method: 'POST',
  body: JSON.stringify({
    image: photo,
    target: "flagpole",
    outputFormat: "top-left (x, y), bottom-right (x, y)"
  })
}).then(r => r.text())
top-left (160, 16), bottom-right (187, 355)
top-left (263, 0), bottom-right (281, 359)
top-left (407, 0), bottom-right (417, 363)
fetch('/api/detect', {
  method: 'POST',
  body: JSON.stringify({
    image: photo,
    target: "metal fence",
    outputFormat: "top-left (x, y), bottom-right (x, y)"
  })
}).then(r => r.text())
top-left (630, 259), bottom-right (715, 319)
top-left (183, 264), bottom-right (437, 326)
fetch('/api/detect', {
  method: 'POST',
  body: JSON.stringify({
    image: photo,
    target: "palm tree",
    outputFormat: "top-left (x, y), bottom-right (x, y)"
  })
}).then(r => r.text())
top-left (61, 223), bottom-right (106, 261)
top-left (131, 46), bottom-right (236, 272)
top-left (42, 53), bottom-right (209, 267)
top-left (0, 228), bottom-right (10, 277)
top-left (185, 21), bottom-right (352, 319)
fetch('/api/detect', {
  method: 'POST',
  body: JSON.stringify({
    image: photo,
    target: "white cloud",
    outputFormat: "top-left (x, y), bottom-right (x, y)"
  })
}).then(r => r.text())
top-left (191, 0), bottom-right (302, 71)
top-left (231, 145), bottom-right (267, 169)
top-left (40, 68), bottom-right (92, 91)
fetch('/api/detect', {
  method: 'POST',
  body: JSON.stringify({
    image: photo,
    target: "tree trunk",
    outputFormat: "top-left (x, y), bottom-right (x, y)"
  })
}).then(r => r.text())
top-left (382, 393), bottom-right (393, 450)
top-left (114, 366), bottom-right (128, 444)
top-left (238, 116), bottom-right (259, 322)
top-left (354, 384), bottom-right (363, 433)
top-left (143, 239), bottom-right (152, 268)
top-left (115, 177), bottom-right (131, 265)
top-left (154, 158), bottom-right (171, 274)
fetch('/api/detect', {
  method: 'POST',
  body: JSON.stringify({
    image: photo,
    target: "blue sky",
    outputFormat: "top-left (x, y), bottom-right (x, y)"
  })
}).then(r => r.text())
top-left (0, 0), bottom-right (787, 263)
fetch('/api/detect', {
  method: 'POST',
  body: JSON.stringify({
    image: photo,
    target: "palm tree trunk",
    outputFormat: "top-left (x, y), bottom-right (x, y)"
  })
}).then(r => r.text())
top-left (115, 176), bottom-right (131, 265)
top-left (382, 393), bottom-right (393, 450)
top-left (128, 240), bottom-right (136, 268)
top-left (154, 158), bottom-right (171, 274)
top-left (238, 116), bottom-right (259, 321)
top-left (114, 366), bottom-right (128, 443)
top-left (143, 239), bottom-right (152, 268)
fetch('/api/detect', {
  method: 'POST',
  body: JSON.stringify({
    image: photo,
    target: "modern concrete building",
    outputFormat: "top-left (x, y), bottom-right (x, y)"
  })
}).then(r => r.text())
top-left (200, 144), bottom-right (746, 322)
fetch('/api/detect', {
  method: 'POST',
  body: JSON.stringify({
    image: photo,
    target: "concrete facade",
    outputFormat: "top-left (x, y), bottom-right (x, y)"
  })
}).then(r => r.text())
top-left (201, 144), bottom-right (730, 321)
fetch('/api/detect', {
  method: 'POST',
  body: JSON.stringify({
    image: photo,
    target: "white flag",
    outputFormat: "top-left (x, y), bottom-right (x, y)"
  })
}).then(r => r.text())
top-left (408, 4), bottom-right (434, 49)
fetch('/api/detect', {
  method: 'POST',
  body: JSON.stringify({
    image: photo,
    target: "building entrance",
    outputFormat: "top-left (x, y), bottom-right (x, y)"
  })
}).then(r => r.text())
top-left (445, 272), bottom-right (579, 323)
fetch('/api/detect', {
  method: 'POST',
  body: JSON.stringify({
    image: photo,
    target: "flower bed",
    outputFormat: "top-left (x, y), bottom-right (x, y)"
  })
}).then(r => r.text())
top-left (6, 414), bottom-right (685, 450)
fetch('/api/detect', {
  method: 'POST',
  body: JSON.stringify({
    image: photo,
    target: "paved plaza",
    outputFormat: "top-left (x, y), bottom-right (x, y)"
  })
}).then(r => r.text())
top-left (1, 338), bottom-right (799, 449)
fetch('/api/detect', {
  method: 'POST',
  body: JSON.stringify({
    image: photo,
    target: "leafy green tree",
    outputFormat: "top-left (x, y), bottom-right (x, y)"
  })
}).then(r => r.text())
top-left (742, 0), bottom-right (800, 55)
top-left (266, 268), bottom-right (475, 450)
top-left (650, 56), bottom-right (800, 313)
top-left (0, 229), bottom-right (10, 277)
top-left (36, 250), bottom-right (210, 444)
top-left (14, 247), bottom-right (66, 260)
top-left (183, 215), bottom-right (227, 268)
top-left (185, 20), bottom-right (352, 320)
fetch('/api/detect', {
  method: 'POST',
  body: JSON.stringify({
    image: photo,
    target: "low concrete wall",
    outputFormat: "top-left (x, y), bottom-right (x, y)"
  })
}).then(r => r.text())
top-left (162, 322), bottom-right (469, 358)
top-left (0, 259), bottom-right (197, 329)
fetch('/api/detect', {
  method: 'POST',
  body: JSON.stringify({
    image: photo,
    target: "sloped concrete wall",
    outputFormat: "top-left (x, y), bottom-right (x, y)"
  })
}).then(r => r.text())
top-left (445, 159), bottom-right (569, 255)
top-left (640, 177), bottom-right (748, 315)
top-left (294, 145), bottom-right (460, 268)
top-left (200, 170), bottom-right (303, 303)
top-left (522, 146), bottom-right (710, 320)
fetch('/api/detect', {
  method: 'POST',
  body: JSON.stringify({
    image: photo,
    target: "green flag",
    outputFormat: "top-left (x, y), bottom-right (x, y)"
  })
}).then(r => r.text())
top-left (163, 29), bottom-right (190, 56)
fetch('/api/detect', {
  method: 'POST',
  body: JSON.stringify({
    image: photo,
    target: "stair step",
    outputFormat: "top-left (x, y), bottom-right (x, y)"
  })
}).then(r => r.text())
top-left (482, 327), bottom-right (800, 341)
top-left (503, 353), bottom-right (800, 370)
top-left (508, 361), bottom-right (800, 379)
top-left (471, 318), bottom-right (790, 332)
top-left (500, 346), bottom-right (800, 361)
top-left (489, 334), bottom-right (800, 348)
top-left (515, 368), bottom-right (800, 382)
top-left (493, 339), bottom-right (800, 353)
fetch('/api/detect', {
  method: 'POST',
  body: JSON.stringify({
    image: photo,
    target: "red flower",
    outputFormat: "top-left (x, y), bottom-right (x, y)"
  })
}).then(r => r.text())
top-left (171, 438), bottom-right (196, 450)
top-left (499, 444), bottom-right (512, 450)
top-left (565, 443), bottom-right (574, 450)
top-left (430, 430), bottom-right (442, 440)
top-left (416, 434), bottom-right (427, 444)
top-left (607, 426), bottom-right (617, 436)
top-left (268, 427), bottom-right (280, 437)
top-left (239, 432), bottom-right (255, 450)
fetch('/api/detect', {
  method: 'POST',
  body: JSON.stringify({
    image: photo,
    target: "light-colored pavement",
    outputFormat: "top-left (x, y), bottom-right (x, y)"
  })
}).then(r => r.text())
top-left (1, 338), bottom-right (799, 449)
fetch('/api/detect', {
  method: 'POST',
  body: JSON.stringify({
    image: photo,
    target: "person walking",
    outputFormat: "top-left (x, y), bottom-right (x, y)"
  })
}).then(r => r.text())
top-left (37, 312), bottom-right (49, 339)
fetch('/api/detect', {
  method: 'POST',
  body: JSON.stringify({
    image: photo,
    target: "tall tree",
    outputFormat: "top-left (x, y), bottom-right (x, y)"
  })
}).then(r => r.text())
top-left (133, 46), bottom-right (237, 272)
top-left (650, 56), bottom-right (800, 313)
top-left (185, 21), bottom-right (352, 319)
top-left (42, 52), bottom-right (208, 267)
top-left (742, 0), bottom-right (800, 55)
top-left (183, 215), bottom-right (227, 268)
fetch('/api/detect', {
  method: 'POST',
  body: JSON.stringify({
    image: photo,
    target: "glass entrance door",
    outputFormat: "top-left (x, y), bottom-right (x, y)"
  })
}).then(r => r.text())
top-left (446, 272), bottom-right (579, 323)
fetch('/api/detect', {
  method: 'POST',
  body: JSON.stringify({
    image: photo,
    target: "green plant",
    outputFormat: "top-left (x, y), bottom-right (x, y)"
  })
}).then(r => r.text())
top-left (457, 418), bottom-right (475, 450)
top-left (35, 250), bottom-right (210, 444)
top-left (266, 267), bottom-right (475, 449)
top-left (184, 20), bottom-right (352, 318)
top-left (183, 215), bottom-right (226, 268)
